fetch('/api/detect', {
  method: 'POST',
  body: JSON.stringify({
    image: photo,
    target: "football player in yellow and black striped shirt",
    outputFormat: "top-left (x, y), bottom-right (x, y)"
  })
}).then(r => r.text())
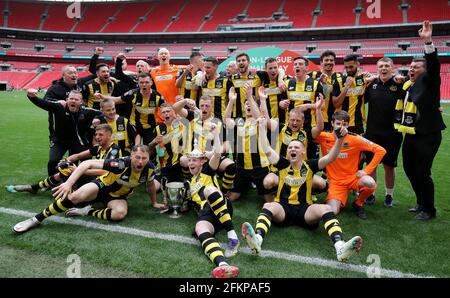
top-left (241, 119), bottom-right (363, 262)
top-left (261, 97), bottom-right (326, 199)
top-left (150, 103), bottom-right (185, 185)
top-left (174, 95), bottom-right (236, 193)
top-left (13, 145), bottom-right (166, 234)
top-left (309, 50), bottom-right (342, 131)
top-left (280, 56), bottom-right (324, 130)
top-left (225, 85), bottom-right (273, 202)
top-left (8, 123), bottom-right (122, 195)
top-left (186, 130), bottom-right (240, 278)
top-left (258, 57), bottom-right (288, 123)
top-left (97, 99), bottom-right (139, 156)
top-left (332, 53), bottom-right (371, 134)
top-left (230, 53), bottom-right (262, 118)
top-left (176, 52), bottom-right (204, 104)
top-left (200, 56), bottom-right (233, 121)
top-left (107, 73), bottom-right (166, 145)
top-left (81, 63), bottom-right (120, 110)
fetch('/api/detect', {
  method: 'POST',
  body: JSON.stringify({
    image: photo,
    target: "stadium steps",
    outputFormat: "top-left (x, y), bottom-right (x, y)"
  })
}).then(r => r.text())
top-left (197, 0), bottom-right (221, 32)
top-left (129, 3), bottom-right (157, 33)
top-left (163, 0), bottom-right (189, 32)
top-left (22, 72), bottom-right (44, 90)
top-left (38, 4), bottom-right (50, 31)
top-left (70, 3), bottom-right (90, 32)
top-left (99, 3), bottom-right (125, 33)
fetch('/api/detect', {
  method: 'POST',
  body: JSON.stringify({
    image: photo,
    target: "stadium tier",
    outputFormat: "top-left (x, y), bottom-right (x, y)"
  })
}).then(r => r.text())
top-left (1, 0), bottom-right (448, 32)
top-left (2, 36), bottom-right (449, 58)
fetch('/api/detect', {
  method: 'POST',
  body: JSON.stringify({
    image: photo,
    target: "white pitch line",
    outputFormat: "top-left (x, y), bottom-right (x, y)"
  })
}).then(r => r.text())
top-left (0, 207), bottom-right (434, 278)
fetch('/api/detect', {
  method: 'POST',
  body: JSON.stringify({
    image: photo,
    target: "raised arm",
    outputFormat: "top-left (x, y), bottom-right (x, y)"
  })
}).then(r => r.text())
top-left (245, 83), bottom-right (261, 119)
top-left (224, 87), bottom-right (237, 128)
top-left (52, 159), bottom-right (105, 200)
top-left (311, 94), bottom-right (325, 139)
top-left (317, 127), bottom-right (347, 170)
top-left (27, 89), bottom-right (61, 112)
top-left (258, 86), bottom-right (278, 131)
top-left (258, 117), bottom-right (279, 165)
top-left (208, 124), bottom-right (223, 171)
top-left (332, 76), bottom-right (354, 109)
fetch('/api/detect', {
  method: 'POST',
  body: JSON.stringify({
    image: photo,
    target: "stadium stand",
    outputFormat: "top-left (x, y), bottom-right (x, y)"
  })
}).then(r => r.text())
top-left (7, 2), bottom-right (46, 30)
top-left (0, 71), bottom-right (37, 89)
top-left (102, 2), bottom-right (152, 33)
top-left (42, 4), bottom-right (76, 32)
top-left (133, 0), bottom-right (185, 32)
top-left (1, 0), bottom-right (448, 33)
top-left (359, 0), bottom-right (404, 26)
top-left (167, 0), bottom-right (216, 32)
top-left (73, 3), bottom-right (122, 33)
top-left (315, 0), bottom-right (357, 27)
top-left (281, 0), bottom-right (316, 28)
top-left (200, 0), bottom-right (250, 31)
top-left (407, 0), bottom-right (450, 23)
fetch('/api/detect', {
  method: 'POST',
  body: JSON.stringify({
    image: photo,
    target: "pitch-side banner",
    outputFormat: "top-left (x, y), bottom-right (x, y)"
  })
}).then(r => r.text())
top-left (218, 46), bottom-right (321, 76)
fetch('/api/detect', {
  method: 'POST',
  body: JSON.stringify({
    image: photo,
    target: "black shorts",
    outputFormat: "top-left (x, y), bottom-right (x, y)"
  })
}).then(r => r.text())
top-left (92, 179), bottom-right (128, 205)
top-left (197, 198), bottom-right (234, 233)
top-left (155, 163), bottom-right (183, 183)
top-left (364, 132), bottom-right (403, 167)
top-left (136, 127), bottom-right (157, 146)
top-left (275, 201), bottom-right (319, 230)
top-left (231, 167), bottom-right (271, 196)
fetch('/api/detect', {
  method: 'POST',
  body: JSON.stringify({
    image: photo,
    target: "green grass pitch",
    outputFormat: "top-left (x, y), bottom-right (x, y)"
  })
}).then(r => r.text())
top-left (0, 91), bottom-right (449, 278)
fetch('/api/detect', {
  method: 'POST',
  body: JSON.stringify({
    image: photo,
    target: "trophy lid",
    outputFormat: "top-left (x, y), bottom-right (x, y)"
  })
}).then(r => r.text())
top-left (186, 139), bottom-right (205, 159)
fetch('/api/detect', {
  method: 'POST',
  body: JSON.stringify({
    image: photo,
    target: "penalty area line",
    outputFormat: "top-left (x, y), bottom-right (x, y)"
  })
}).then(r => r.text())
top-left (0, 206), bottom-right (434, 278)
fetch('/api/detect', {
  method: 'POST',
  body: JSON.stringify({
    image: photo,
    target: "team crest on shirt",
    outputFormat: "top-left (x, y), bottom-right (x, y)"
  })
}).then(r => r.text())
top-left (372, 84), bottom-right (378, 89)
top-left (300, 166), bottom-right (308, 176)
top-left (390, 85), bottom-right (398, 92)
top-left (110, 149), bottom-right (118, 157)
top-left (356, 78), bottom-right (364, 85)
top-left (343, 142), bottom-right (350, 149)
top-left (305, 85), bottom-right (313, 92)
top-left (297, 133), bottom-right (305, 142)
top-left (139, 176), bottom-right (147, 183)
top-left (118, 124), bottom-right (125, 131)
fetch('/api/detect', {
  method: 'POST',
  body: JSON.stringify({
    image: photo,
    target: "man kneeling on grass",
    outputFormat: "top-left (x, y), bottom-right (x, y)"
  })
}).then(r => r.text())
top-left (242, 117), bottom-right (363, 262)
top-left (186, 123), bottom-right (240, 278)
top-left (13, 145), bottom-right (165, 232)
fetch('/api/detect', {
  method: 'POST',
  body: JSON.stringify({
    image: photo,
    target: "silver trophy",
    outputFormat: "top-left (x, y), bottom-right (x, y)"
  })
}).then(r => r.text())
top-left (161, 178), bottom-right (189, 218)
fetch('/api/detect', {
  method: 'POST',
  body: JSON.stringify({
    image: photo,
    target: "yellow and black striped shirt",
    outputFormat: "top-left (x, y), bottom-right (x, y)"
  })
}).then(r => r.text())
top-left (97, 157), bottom-right (155, 200)
top-left (121, 88), bottom-right (166, 130)
top-left (258, 71), bottom-right (285, 122)
top-left (98, 115), bottom-right (137, 156)
top-left (200, 74), bottom-right (232, 120)
top-left (277, 125), bottom-right (312, 158)
top-left (275, 157), bottom-right (319, 205)
top-left (89, 143), bottom-right (122, 160)
top-left (234, 118), bottom-right (270, 170)
top-left (189, 163), bottom-right (221, 211)
top-left (178, 70), bottom-right (199, 102)
top-left (309, 71), bottom-right (342, 129)
top-left (284, 77), bottom-right (323, 129)
top-left (82, 79), bottom-right (118, 110)
top-left (332, 74), bottom-right (367, 134)
top-left (155, 120), bottom-right (184, 167)
top-left (185, 110), bottom-right (223, 153)
top-left (230, 73), bottom-right (261, 118)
